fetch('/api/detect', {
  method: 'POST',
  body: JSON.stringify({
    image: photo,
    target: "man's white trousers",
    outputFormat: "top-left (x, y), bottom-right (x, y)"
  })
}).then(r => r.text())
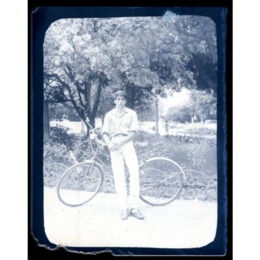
top-left (110, 139), bottom-right (140, 210)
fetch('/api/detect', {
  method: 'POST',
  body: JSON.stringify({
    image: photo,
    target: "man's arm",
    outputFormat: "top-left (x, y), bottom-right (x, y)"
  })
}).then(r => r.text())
top-left (102, 132), bottom-right (110, 145)
top-left (102, 112), bottom-right (113, 148)
top-left (103, 131), bottom-right (137, 151)
top-left (114, 131), bottom-right (137, 149)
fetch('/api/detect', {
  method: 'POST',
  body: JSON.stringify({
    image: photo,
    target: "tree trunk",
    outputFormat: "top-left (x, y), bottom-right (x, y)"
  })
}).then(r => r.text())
top-left (89, 115), bottom-right (95, 129)
top-left (155, 98), bottom-right (159, 135)
top-left (44, 101), bottom-right (50, 141)
top-left (91, 82), bottom-right (102, 127)
top-left (81, 117), bottom-right (90, 137)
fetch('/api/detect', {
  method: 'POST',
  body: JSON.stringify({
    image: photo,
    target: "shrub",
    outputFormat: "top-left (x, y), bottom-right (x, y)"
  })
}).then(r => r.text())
top-left (44, 141), bottom-right (72, 165)
top-left (44, 133), bottom-right (97, 165)
top-left (71, 136), bottom-right (94, 163)
top-left (50, 126), bottom-right (76, 150)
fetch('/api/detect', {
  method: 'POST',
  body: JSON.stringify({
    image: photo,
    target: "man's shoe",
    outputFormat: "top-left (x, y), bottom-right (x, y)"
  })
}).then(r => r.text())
top-left (130, 209), bottom-right (145, 220)
top-left (120, 209), bottom-right (129, 220)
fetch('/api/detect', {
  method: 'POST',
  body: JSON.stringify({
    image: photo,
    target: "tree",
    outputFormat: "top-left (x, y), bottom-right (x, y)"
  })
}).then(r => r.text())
top-left (166, 88), bottom-right (217, 123)
top-left (43, 15), bottom-right (217, 132)
top-left (189, 89), bottom-right (217, 123)
top-left (44, 19), bottom-right (111, 132)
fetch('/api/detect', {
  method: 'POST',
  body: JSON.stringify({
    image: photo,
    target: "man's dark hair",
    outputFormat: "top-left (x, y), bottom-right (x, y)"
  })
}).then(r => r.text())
top-left (113, 89), bottom-right (126, 99)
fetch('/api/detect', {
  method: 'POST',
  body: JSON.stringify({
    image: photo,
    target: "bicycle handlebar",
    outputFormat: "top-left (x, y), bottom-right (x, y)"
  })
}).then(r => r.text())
top-left (89, 127), bottom-right (107, 147)
top-left (83, 120), bottom-right (106, 147)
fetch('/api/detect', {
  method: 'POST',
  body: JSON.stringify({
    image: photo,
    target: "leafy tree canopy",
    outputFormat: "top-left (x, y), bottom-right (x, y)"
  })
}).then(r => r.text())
top-left (44, 14), bottom-right (217, 126)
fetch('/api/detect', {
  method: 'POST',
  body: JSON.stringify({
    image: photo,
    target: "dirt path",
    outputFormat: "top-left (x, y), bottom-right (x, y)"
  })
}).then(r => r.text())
top-left (43, 187), bottom-right (217, 250)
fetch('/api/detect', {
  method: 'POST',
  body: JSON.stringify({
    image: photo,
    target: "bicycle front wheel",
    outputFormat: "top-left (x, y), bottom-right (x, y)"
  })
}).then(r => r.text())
top-left (57, 161), bottom-right (104, 207)
top-left (139, 157), bottom-right (185, 206)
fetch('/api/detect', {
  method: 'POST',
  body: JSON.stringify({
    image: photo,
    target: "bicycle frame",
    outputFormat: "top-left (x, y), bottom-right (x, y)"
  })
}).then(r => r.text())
top-left (88, 133), bottom-right (113, 174)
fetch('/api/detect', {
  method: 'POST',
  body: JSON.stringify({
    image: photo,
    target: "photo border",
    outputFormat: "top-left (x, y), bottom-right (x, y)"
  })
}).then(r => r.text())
top-left (29, 1), bottom-right (232, 258)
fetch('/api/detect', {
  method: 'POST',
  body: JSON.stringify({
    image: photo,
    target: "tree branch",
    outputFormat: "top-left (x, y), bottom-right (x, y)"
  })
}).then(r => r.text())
top-left (62, 102), bottom-right (75, 109)
top-left (84, 81), bottom-right (91, 117)
top-left (91, 80), bottom-right (102, 118)
top-left (76, 81), bottom-right (86, 109)
top-left (44, 71), bottom-right (86, 123)
top-left (64, 65), bottom-right (75, 81)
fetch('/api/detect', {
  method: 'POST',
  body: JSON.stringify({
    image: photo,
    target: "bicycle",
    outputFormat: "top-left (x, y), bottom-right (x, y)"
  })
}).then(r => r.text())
top-left (57, 127), bottom-right (186, 207)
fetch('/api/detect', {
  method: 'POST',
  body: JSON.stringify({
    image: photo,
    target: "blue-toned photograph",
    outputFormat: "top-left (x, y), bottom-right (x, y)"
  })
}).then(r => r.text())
top-left (30, 6), bottom-right (229, 256)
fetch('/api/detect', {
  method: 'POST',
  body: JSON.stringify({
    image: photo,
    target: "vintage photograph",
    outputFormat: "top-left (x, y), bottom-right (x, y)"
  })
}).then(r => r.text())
top-left (32, 7), bottom-right (228, 255)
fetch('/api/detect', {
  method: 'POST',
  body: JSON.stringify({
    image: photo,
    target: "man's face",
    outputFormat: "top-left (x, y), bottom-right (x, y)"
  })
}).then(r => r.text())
top-left (114, 96), bottom-right (126, 109)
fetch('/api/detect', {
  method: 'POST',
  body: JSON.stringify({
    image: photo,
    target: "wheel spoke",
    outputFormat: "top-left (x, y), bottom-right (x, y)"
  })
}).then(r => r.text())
top-left (57, 162), bottom-right (103, 207)
top-left (139, 158), bottom-right (184, 206)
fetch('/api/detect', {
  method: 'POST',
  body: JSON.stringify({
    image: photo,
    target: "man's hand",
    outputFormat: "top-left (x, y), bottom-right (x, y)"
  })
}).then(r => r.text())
top-left (108, 141), bottom-right (119, 151)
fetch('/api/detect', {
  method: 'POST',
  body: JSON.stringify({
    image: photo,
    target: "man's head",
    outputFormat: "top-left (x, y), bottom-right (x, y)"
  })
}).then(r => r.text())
top-left (113, 90), bottom-right (126, 109)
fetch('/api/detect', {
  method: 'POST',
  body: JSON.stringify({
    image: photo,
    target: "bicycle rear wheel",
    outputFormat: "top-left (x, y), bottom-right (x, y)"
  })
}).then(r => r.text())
top-left (57, 161), bottom-right (104, 207)
top-left (139, 157), bottom-right (185, 206)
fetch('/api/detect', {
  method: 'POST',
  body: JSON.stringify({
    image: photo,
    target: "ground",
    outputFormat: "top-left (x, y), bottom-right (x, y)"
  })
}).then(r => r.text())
top-left (43, 187), bottom-right (217, 251)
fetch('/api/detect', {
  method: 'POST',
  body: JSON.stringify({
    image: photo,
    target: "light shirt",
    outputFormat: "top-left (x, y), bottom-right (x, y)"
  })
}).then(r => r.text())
top-left (102, 107), bottom-right (139, 138)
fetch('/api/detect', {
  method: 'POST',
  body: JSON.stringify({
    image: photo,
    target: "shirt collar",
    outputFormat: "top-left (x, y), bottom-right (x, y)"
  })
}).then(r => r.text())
top-left (112, 107), bottom-right (129, 115)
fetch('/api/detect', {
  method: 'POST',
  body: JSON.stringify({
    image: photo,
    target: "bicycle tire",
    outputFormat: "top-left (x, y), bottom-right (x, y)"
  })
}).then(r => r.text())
top-left (139, 157), bottom-right (185, 206)
top-left (57, 161), bottom-right (104, 207)
top-left (44, 163), bottom-right (68, 187)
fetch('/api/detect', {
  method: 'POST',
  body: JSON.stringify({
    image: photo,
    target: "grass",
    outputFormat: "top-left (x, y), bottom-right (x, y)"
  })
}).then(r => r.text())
top-left (136, 132), bottom-right (217, 176)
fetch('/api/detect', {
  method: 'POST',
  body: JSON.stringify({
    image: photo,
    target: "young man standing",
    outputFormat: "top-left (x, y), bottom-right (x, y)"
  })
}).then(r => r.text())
top-left (102, 89), bottom-right (144, 220)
